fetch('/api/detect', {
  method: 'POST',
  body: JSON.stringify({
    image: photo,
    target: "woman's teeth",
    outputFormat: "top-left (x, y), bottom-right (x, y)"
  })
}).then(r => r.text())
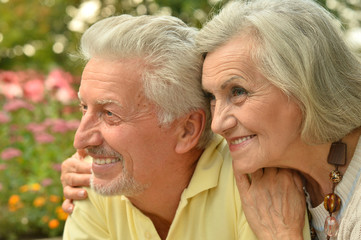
top-left (231, 135), bottom-right (255, 145)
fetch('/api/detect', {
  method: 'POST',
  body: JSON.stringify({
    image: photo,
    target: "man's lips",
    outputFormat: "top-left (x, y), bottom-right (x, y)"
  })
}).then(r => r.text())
top-left (93, 158), bottom-right (121, 165)
top-left (91, 156), bottom-right (123, 177)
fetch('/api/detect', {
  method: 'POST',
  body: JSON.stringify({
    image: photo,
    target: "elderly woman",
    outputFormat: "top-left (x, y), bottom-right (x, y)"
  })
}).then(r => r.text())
top-left (197, 0), bottom-right (361, 239)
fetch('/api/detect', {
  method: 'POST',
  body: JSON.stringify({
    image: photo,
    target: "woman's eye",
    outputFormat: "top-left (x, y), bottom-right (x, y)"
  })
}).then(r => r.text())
top-left (231, 87), bottom-right (247, 97)
top-left (230, 87), bottom-right (248, 104)
top-left (106, 111), bottom-right (113, 116)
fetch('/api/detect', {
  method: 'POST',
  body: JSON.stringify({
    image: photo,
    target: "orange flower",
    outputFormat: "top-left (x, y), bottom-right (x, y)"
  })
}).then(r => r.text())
top-left (42, 215), bottom-right (50, 223)
top-left (33, 196), bottom-right (46, 207)
top-left (8, 195), bottom-right (24, 212)
top-left (31, 183), bottom-right (41, 191)
top-left (19, 185), bottom-right (29, 193)
top-left (8, 195), bottom-right (20, 205)
top-left (48, 219), bottom-right (59, 229)
top-left (56, 206), bottom-right (68, 220)
top-left (49, 195), bottom-right (60, 203)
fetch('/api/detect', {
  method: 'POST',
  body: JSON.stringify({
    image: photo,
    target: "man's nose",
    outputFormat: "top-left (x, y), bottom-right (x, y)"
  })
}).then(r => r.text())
top-left (73, 113), bottom-right (103, 150)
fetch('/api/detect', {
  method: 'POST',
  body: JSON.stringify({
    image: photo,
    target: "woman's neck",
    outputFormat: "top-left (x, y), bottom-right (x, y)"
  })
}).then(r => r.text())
top-left (299, 128), bottom-right (361, 207)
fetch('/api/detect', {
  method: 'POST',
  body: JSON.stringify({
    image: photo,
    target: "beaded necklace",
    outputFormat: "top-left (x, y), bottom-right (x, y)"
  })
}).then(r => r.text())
top-left (308, 140), bottom-right (346, 240)
top-left (324, 140), bottom-right (346, 239)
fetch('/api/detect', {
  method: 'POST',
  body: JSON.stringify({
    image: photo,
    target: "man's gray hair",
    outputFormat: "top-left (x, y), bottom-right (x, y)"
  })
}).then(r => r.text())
top-left (197, 0), bottom-right (361, 144)
top-left (81, 15), bottom-right (213, 149)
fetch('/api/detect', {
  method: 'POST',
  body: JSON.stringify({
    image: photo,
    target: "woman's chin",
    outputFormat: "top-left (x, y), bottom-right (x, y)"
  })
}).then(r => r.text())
top-left (232, 160), bottom-right (259, 175)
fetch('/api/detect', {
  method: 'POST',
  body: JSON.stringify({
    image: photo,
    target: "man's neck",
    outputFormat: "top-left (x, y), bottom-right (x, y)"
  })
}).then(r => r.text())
top-left (128, 149), bottom-right (202, 240)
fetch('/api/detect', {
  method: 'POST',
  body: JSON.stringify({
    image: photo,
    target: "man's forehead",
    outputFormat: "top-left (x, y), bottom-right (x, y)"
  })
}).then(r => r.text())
top-left (82, 57), bottom-right (144, 80)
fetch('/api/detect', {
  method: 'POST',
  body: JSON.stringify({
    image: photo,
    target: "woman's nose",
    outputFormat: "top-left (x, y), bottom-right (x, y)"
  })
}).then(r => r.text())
top-left (211, 102), bottom-right (237, 135)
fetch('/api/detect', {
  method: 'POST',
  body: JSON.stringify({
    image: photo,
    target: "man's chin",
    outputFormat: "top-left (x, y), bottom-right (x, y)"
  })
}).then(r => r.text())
top-left (89, 174), bottom-right (147, 197)
top-left (90, 176), bottom-right (119, 196)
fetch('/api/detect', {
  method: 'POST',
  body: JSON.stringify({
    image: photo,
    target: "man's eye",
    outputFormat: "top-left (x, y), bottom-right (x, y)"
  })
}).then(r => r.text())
top-left (231, 87), bottom-right (247, 97)
top-left (79, 104), bottom-right (88, 114)
top-left (103, 110), bottom-right (122, 125)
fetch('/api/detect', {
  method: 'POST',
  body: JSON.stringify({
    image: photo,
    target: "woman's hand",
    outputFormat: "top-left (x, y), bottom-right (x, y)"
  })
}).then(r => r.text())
top-left (61, 149), bottom-right (92, 214)
top-left (235, 167), bottom-right (306, 240)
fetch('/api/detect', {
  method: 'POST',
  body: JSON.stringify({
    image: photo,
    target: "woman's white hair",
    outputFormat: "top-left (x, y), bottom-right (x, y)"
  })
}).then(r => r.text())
top-left (197, 0), bottom-right (361, 144)
top-left (80, 15), bottom-right (213, 149)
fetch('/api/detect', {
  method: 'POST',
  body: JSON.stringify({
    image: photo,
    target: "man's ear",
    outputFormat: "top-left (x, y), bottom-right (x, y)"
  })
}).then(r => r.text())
top-left (175, 110), bottom-right (206, 154)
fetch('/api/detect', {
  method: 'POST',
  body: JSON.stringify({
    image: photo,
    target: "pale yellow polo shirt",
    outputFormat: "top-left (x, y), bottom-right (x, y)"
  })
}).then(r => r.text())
top-left (63, 135), bottom-right (311, 240)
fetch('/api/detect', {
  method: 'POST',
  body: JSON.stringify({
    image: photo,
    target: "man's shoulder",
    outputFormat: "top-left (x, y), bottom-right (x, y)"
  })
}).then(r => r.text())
top-left (202, 134), bottom-right (230, 160)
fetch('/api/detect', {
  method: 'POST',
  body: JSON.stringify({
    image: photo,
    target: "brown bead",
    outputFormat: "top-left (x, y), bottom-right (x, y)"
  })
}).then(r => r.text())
top-left (324, 193), bottom-right (341, 213)
top-left (327, 141), bottom-right (347, 166)
top-left (329, 170), bottom-right (342, 183)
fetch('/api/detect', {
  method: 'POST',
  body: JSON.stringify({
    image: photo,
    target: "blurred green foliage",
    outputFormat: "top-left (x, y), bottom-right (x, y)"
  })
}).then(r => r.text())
top-left (0, 68), bottom-right (81, 239)
top-left (0, 0), bottom-right (82, 74)
top-left (0, 0), bottom-right (226, 75)
top-left (0, 0), bottom-right (359, 76)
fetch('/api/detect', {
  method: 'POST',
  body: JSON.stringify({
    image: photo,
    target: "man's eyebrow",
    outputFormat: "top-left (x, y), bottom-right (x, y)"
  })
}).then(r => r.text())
top-left (95, 99), bottom-right (123, 108)
top-left (77, 92), bottom-right (123, 108)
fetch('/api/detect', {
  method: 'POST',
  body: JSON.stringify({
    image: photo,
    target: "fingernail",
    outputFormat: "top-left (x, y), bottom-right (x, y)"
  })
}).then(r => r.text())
top-left (78, 190), bottom-right (85, 197)
top-left (68, 206), bottom-right (73, 212)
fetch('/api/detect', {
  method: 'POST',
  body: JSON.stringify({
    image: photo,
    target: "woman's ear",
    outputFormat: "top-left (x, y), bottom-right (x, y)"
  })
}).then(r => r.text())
top-left (175, 110), bottom-right (206, 154)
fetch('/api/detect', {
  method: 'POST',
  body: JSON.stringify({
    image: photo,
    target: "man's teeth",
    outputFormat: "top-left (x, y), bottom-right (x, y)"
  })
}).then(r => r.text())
top-left (231, 135), bottom-right (254, 145)
top-left (93, 158), bottom-right (120, 165)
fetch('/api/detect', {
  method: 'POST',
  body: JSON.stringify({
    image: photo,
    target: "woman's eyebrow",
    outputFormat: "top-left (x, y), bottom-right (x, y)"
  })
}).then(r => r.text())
top-left (220, 76), bottom-right (246, 90)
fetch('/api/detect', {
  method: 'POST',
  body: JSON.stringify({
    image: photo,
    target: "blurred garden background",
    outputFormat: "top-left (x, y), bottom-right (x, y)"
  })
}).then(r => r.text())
top-left (0, 0), bottom-right (360, 239)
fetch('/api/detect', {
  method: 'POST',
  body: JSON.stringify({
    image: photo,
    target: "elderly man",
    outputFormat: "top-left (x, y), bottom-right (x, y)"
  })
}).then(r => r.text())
top-left (62, 14), bottom-right (256, 240)
top-left (62, 14), bottom-right (312, 240)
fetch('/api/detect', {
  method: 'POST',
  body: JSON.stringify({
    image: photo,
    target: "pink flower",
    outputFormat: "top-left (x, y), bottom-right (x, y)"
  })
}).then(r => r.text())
top-left (0, 82), bottom-right (23, 99)
top-left (3, 99), bottom-right (34, 112)
top-left (0, 111), bottom-right (10, 123)
top-left (1, 147), bottom-right (22, 160)
top-left (51, 119), bottom-right (69, 133)
top-left (0, 164), bottom-right (7, 171)
top-left (52, 163), bottom-right (62, 172)
top-left (34, 132), bottom-right (55, 143)
top-left (23, 78), bottom-right (45, 102)
top-left (45, 69), bottom-right (77, 104)
top-left (10, 135), bottom-right (24, 144)
top-left (26, 123), bottom-right (47, 134)
top-left (42, 118), bottom-right (55, 128)
top-left (41, 178), bottom-right (53, 187)
top-left (66, 119), bottom-right (80, 131)
top-left (55, 86), bottom-right (77, 104)
top-left (0, 71), bottom-right (20, 83)
top-left (45, 69), bottom-right (74, 90)
top-left (43, 118), bottom-right (79, 133)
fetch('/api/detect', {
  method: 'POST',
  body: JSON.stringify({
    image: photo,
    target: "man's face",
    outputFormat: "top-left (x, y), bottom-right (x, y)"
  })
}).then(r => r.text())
top-left (74, 58), bottom-right (179, 196)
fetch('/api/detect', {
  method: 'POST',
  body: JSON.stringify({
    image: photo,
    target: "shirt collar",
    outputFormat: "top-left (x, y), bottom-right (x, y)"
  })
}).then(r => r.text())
top-left (182, 134), bottom-right (228, 199)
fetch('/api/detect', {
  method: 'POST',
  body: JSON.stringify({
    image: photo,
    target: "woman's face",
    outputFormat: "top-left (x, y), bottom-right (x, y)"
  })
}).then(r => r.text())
top-left (202, 35), bottom-right (303, 174)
